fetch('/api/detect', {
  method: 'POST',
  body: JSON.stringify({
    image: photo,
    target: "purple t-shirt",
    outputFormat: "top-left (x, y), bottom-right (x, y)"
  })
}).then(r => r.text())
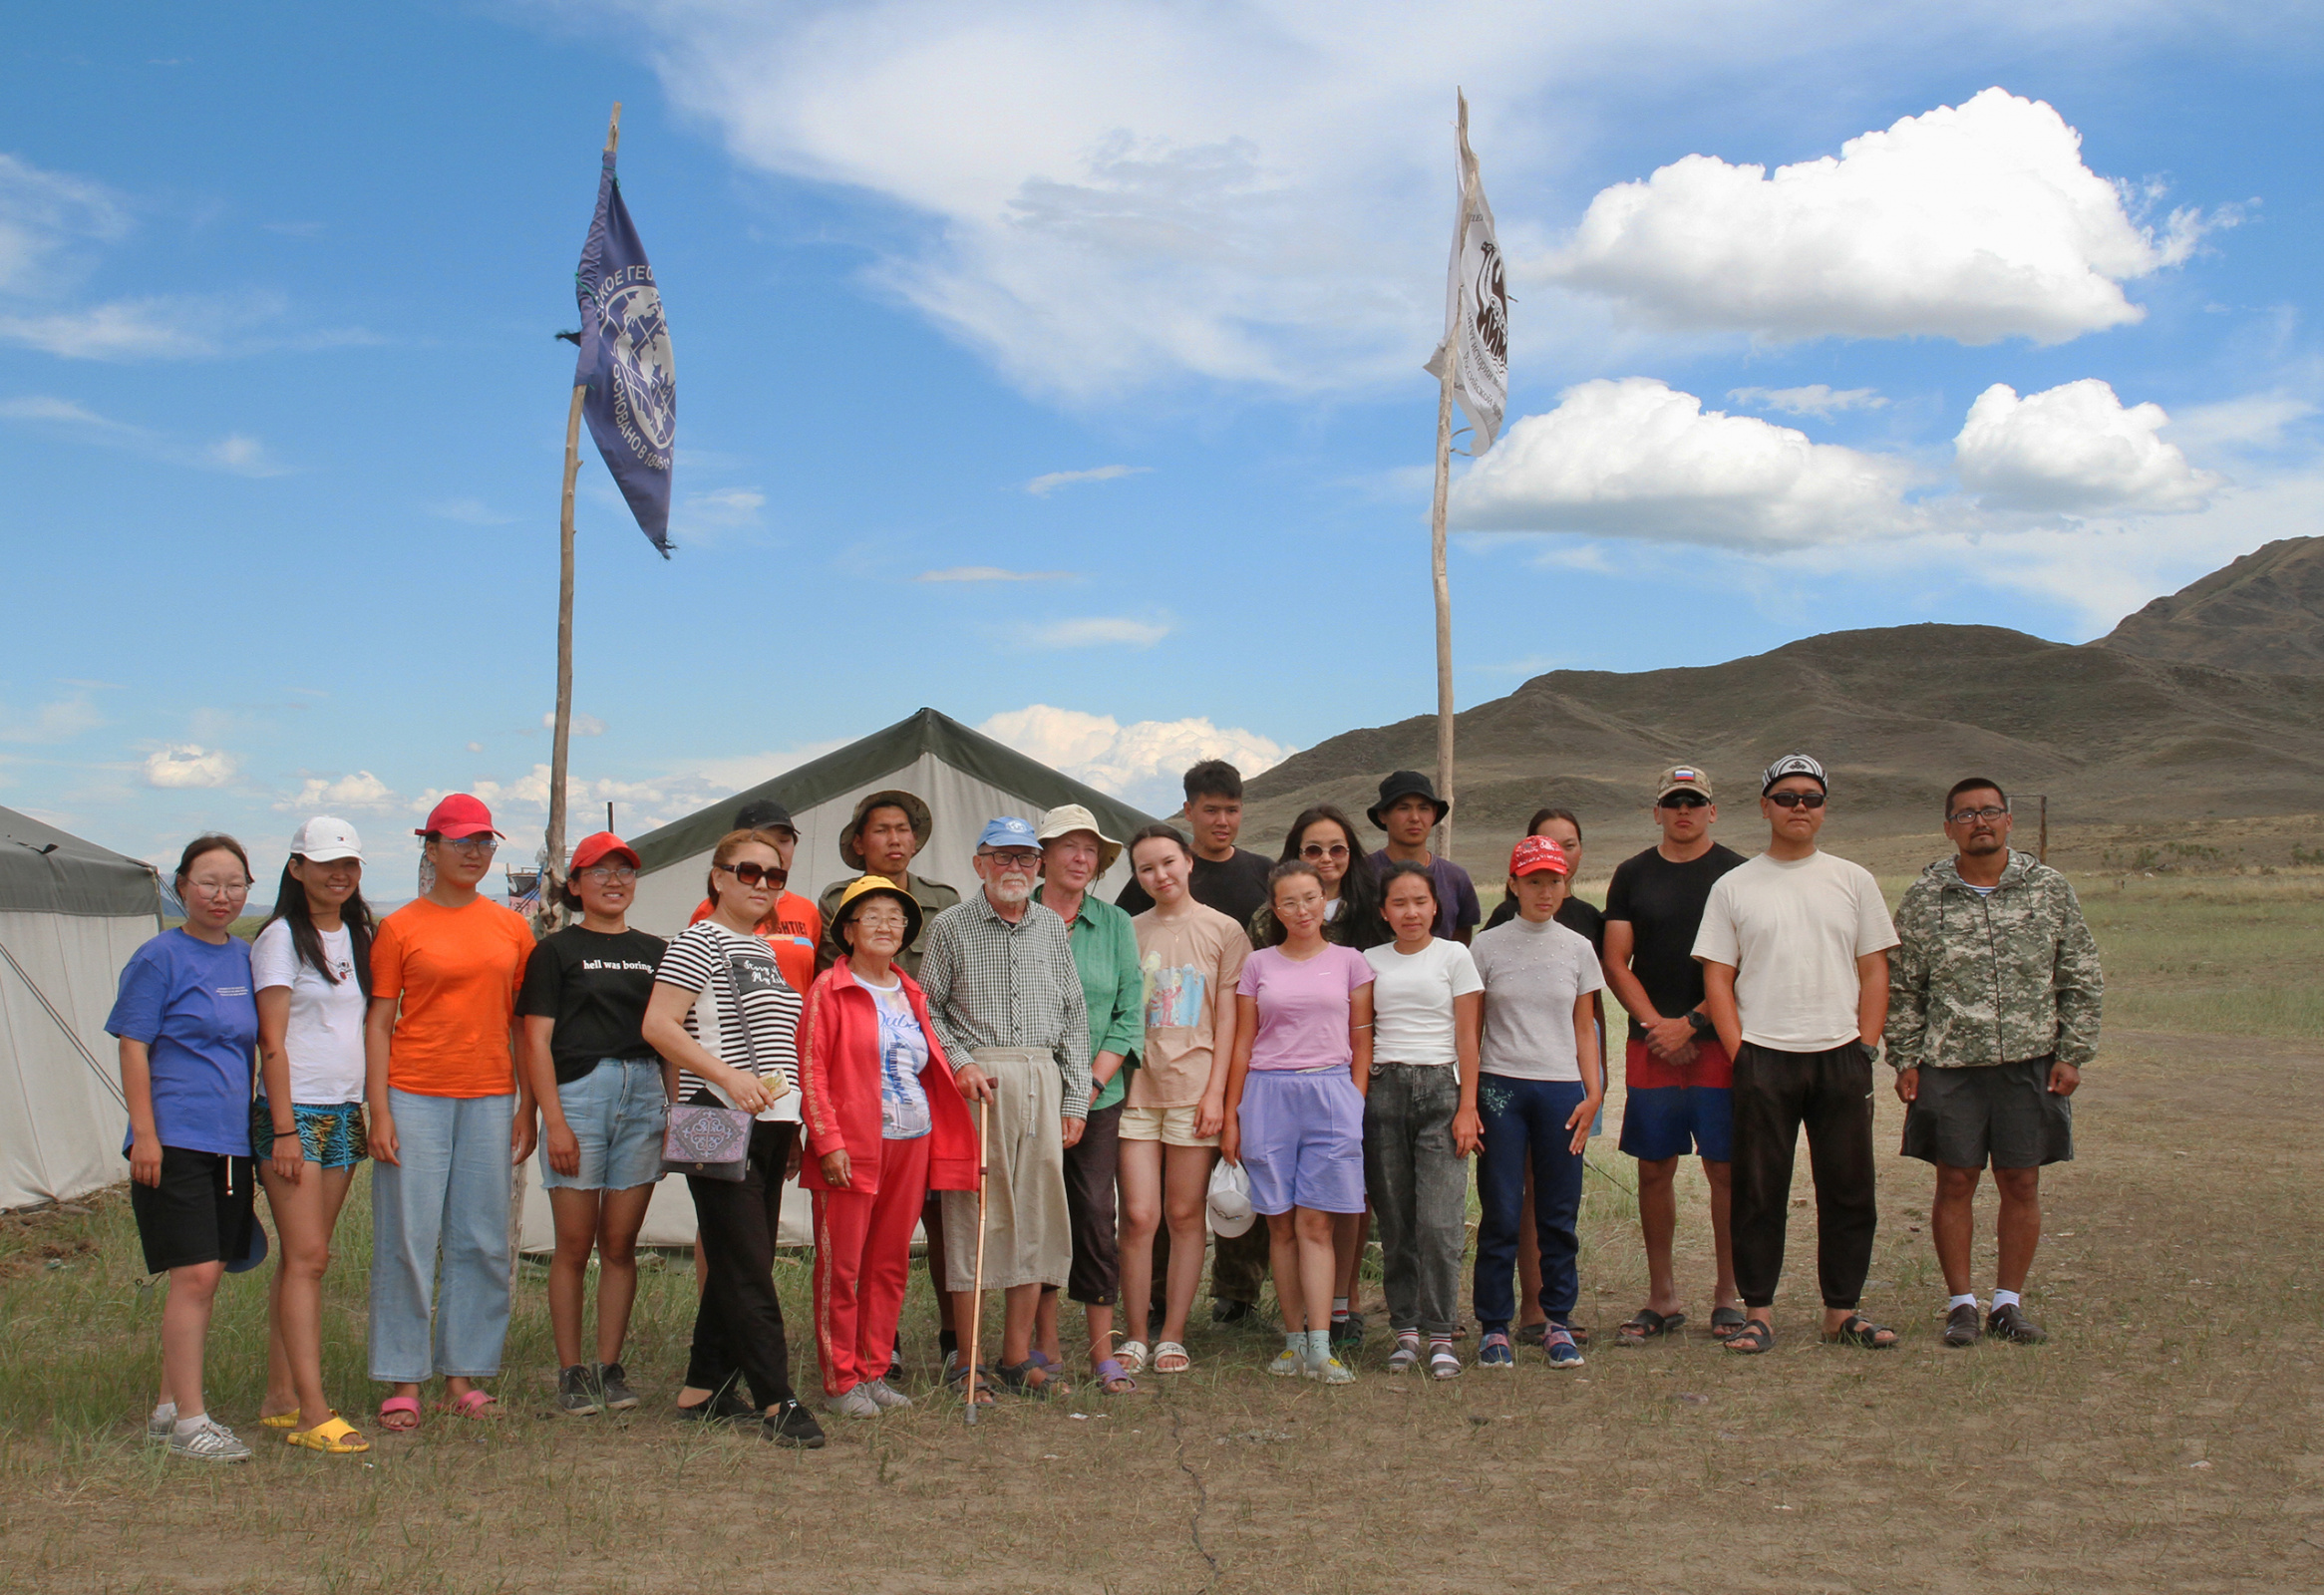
top-left (1236, 944), bottom-right (1374, 1072)
top-left (1367, 850), bottom-right (1482, 942)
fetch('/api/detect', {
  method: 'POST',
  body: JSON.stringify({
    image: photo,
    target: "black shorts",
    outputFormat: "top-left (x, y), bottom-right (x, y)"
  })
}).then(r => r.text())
top-left (128, 1146), bottom-right (257, 1274)
top-left (1901, 1057), bottom-right (2073, 1170)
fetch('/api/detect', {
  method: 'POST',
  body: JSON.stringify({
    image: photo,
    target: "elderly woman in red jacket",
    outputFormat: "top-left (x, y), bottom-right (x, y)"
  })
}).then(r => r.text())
top-left (798, 875), bottom-right (980, 1418)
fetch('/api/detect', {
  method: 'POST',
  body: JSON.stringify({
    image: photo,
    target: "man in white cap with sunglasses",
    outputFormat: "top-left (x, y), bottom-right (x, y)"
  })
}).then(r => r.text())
top-left (1692, 754), bottom-right (1898, 1357)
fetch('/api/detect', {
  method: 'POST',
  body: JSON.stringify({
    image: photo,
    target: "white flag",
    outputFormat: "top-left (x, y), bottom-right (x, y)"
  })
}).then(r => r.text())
top-left (1423, 91), bottom-right (1508, 454)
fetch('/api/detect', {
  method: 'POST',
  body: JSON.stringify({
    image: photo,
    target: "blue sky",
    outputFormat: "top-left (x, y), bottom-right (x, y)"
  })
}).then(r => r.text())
top-left (3, 2), bottom-right (2318, 885)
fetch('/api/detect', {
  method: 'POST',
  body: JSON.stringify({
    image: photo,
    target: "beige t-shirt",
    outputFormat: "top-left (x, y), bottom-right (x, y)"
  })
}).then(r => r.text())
top-left (1692, 849), bottom-right (1898, 1052)
top-left (1129, 903), bottom-right (1250, 1108)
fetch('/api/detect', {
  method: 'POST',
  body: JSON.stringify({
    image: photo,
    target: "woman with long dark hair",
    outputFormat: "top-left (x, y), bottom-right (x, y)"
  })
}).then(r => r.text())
top-left (251, 818), bottom-right (376, 1454)
top-left (108, 833), bottom-right (260, 1462)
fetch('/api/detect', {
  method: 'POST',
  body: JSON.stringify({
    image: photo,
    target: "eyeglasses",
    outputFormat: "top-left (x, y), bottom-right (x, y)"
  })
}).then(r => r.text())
top-left (185, 878), bottom-right (251, 897)
top-left (980, 849), bottom-right (1041, 871)
top-left (1948, 806), bottom-right (2009, 824)
top-left (850, 908), bottom-right (909, 931)
top-left (1766, 791), bottom-right (1826, 809)
top-left (1299, 842), bottom-right (1350, 861)
top-left (579, 865), bottom-right (639, 883)
top-left (1657, 795), bottom-right (1709, 809)
top-left (440, 835), bottom-right (498, 855)
top-left (716, 861), bottom-right (784, 886)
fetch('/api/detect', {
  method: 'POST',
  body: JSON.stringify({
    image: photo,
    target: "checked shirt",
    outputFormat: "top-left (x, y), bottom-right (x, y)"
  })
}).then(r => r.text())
top-left (919, 892), bottom-right (1094, 1117)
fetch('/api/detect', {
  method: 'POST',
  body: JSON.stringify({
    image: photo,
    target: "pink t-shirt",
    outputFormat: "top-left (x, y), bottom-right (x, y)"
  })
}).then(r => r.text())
top-left (1236, 943), bottom-right (1374, 1072)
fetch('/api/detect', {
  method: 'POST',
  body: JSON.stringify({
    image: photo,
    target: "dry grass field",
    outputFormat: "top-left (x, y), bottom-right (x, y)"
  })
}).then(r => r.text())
top-left (1, 869), bottom-right (2319, 1593)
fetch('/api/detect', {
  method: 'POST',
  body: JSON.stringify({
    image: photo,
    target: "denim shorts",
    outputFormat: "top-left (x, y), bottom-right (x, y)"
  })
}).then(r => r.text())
top-left (249, 1097), bottom-right (369, 1169)
top-left (540, 1057), bottom-right (669, 1190)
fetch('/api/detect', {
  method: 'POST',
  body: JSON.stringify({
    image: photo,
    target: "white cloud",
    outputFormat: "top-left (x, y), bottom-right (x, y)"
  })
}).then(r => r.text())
top-left (0, 690), bottom-right (105, 743)
top-left (0, 395), bottom-right (136, 430)
top-left (540, 711), bottom-right (608, 736)
top-left (204, 433), bottom-right (290, 478)
top-left (1955, 379), bottom-right (2218, 512)
top-left (915, 565), bottom-right (1076, 583)
top-left (1450, 377), bottom-right (1926, 548)
top-left (683, 486), bottom-right (766, 524)
top-left (0, 292), bottom-right (292, 361)
top-left (428, 497), bottom-right (517, 526)
top-left (277, 771), bottom-right (400, 813)
top-left (2162, 393), bottom-right (2318, 456)
top-left (1544, 89), bottom-right (2220, 345)
top-left (0, 394), bottom-right (291, 475)
top-left (1015, 615), bottom-right (1175, 649)
top-left (144, 744), bottom-right (238, 790)
top-left (1728, 384), bottom-right (1887, 418)
top-left (0, 153), bottom-right (129, 294)
top-left (1027, 465), bottom-right (1151, 496)
top-left (980, 704), bottom-right (1293, 813)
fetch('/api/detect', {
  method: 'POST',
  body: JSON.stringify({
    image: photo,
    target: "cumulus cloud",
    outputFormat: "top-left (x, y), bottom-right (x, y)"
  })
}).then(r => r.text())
top-left (915, 565), bottom-right (1075, 583)
top-left (1728, 385), bottom-right (1887, 418)
top-left (980, 705), bottom-right (1293, 813)
top-left (541, 711), bottom-right (608, 737)
top-left (277, 771), bottom-right (400, 812)
top-left (1027, 465), bottom-right (1150, 496)
top-left (1544, 89), bottom-right (2220, 345)
top-left (144, 744), bottom-right (238, 790)
top-left (1014, 615), bottom-right (1174, 649)
top-left (1954, 379), bottom-right (2218, 512)
top-left (1450, 377), bottom-right (1926, 548)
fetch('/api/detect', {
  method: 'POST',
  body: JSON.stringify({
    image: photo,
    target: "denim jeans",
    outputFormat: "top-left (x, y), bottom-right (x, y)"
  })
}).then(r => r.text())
top-left (1472, 1076), bottom-right (1585, 1332)
top-left (369, 1089), bottom-right (515, 1382)
top-left (1362, 1063), bottom-right (1467, 1336)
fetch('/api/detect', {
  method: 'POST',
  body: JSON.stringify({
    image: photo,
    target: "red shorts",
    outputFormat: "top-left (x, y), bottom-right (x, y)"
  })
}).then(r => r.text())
top-left (1625, 1036), bottom-right (1734, 1091)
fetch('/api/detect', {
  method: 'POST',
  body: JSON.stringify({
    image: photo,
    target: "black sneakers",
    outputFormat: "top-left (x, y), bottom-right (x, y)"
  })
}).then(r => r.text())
top-left (556, 1365), bottom-right (604, 1417)
top-left (763, 1400), bottom-right (827, 1449)
top-left (672, 1388), bottom-right (758, 1426)
top-left (596, 1362), bottom-right (639, 1411)
top-left (1211, 1298), bottom-right (1256, 1327)
top-left (1942, 1304), bottom-right (1983, 1348)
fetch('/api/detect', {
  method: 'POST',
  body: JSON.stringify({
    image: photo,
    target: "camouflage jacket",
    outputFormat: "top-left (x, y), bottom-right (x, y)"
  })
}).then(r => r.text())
top-left (1883, 850), bottom-right (2102, 1071)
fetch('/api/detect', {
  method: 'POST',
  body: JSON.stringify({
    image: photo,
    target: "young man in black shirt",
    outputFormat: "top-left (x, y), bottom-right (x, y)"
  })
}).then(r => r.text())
top-left (1115, 759), bottom-right (1275, 1326)
top-left (1599, 767), bottom-right (1748, 1344)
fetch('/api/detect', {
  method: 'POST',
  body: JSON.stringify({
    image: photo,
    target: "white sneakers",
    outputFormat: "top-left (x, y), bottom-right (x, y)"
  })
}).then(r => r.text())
top-left (166, 1414), bottom-right (253, 1462)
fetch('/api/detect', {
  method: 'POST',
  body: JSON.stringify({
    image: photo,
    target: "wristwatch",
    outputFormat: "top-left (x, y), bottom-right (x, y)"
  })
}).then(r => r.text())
top-left (1684, 1009), bottom-right (1716, 1041)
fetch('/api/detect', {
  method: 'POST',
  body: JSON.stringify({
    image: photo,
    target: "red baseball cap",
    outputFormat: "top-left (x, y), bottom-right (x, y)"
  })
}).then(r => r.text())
top-left (569, 831), bottom-right (639, 872)
top-left (1508, 835), bottom-right (1571, 878)
top-left (415, 794), bottom-right (502, 840)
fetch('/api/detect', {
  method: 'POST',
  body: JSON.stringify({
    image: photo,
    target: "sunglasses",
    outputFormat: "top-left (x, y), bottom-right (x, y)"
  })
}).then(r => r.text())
top-left (1657, 795), bottom-right (1710, 809)
top-left (1299, 842), bottom-right (1350, 861)
top-left (716, 861), bottom-right (785, 886)
top-left (1765, 791), bottom-right (1826, 809)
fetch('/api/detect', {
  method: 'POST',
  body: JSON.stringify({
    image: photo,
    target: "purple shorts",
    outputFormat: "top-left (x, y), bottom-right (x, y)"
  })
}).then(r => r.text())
top-left (1237, 1069), bottom-right (1366, 1216)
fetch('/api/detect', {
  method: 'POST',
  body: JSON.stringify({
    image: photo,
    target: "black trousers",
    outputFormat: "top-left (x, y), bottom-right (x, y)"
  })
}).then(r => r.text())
top-left (1732, 1042), bottom-right (1878, 1311)
top-left (686, 1118), bottom-right (799, 1409)
top-left (1060, 1101), bottom-right (1124, 1306)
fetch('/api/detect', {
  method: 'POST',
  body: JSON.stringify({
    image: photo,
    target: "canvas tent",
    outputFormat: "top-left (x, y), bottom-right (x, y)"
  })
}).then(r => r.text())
top-left (518, 707), bottom-right (1159, 1251)
top-left (0, 807), bottom-right (162, 1210)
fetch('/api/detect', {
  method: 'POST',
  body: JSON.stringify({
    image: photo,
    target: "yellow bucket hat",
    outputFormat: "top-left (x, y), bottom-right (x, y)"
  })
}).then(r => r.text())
top-left (830, 874), bottom-right (923, 953)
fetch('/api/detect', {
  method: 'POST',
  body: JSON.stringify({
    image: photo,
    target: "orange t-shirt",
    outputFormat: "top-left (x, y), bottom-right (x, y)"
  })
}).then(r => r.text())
top-left (689, 892), bottom-right (822, 996)
top-left (371, 897), bottom-right (536, 1098)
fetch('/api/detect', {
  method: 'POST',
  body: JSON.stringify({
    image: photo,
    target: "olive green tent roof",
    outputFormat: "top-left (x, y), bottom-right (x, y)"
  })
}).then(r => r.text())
top-left (0, 806), bottom-right (163, 919)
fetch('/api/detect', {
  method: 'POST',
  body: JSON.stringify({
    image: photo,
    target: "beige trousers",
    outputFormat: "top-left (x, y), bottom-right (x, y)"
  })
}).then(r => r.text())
top-left (940, 1048), bottom-right (1071, 1291)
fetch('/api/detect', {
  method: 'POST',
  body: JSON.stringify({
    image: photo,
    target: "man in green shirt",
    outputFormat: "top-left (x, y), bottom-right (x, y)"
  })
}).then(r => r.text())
top-left (1031, 805), bottom-right (1145, 1395)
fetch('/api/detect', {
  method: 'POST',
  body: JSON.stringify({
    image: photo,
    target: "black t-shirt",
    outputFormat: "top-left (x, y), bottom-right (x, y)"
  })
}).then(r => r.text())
top-left (517, 925), bottom-right (668, 1084)
top-left (1116, 846), bottom-right (1275, 949)
top-left (1483, 893), bottom-right (1603, 949)
top-left (1601, 842), bottom-right (1748, 1039)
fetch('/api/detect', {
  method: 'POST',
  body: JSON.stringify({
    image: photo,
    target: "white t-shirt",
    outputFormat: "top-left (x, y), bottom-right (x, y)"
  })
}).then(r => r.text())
top-left (1363, 938), bottom-right (1483, 1067)
top-left (1691, 849), bottom-right (1899, 1052)
top-left (1471, 915), bottom-right (1605, 1082)
top-left (249, 919), bottom-right (368, 1105)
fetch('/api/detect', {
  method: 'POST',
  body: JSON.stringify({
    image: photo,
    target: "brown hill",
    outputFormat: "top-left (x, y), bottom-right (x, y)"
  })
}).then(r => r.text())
top-left (1244, 619), bottom-right (2324, 869)
top-left (2096, 536), bottom-right (2324, 675)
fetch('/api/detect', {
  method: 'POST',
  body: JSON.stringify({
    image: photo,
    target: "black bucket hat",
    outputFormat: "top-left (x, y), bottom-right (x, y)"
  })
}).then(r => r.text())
top-left (1366, 770), bottom-right (1451, 831)
top-left (839, 789), bottom-right (934, 871)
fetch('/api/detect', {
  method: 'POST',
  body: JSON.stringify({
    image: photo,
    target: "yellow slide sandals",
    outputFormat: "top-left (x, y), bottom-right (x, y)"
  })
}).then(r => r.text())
top-left (285, 1416), bottom-right (370, 1454)
top-left (260, 1406), bottom-right (336, 1431)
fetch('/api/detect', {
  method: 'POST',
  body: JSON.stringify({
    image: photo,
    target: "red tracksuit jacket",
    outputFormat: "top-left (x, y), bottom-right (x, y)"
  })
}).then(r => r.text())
top-left (795, 955), bottom-right (979, 1194)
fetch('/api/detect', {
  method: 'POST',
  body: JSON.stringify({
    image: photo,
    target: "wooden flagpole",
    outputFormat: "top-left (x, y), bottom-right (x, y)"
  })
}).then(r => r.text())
top-left (545, 102), bottom-right (620, 928)
top-left (1429, 92), bottom-right (1465, 866)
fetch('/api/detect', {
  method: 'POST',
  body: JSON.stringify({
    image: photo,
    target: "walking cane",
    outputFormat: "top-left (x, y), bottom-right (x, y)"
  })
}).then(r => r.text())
top-left (964, 1094), bottom-right (990, 1427)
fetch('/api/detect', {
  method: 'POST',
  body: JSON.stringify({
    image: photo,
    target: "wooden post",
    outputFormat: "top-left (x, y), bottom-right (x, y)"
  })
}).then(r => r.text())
top-left (1429, 359), bottom-right (1457, 865)
top-left (543, 103), bottom-right (621, 932)
top-left (2039, 795), bottom-right (2049, 865)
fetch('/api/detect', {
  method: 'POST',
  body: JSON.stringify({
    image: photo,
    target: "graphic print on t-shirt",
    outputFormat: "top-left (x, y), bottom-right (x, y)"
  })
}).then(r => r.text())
top-left (1143, 950), bottom-right (1207, 1031)
top-left (871, 987), bottom-right (932, 1139)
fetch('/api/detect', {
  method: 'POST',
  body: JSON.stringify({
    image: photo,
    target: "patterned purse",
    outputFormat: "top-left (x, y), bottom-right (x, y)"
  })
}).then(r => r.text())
top-left (658, 945), bottom-right (778, 1181)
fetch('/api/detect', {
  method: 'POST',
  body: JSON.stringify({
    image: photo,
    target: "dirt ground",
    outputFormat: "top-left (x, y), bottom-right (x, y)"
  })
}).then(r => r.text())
top-left (1, 878), bottom-right (2319, 1593)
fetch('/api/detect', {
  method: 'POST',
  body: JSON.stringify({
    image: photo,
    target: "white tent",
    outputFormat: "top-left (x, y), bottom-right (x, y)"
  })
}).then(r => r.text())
top-left (0, 807), bottom-right (162, 1210)
top-left (520, 708), bottom-right (1158, 1251)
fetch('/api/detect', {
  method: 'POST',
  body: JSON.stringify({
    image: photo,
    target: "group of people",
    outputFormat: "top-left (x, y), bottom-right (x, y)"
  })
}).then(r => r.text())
top-left (107, 749), bottom-right (2102, 1461)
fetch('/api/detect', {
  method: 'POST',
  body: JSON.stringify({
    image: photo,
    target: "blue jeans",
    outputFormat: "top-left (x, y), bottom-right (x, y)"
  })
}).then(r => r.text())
top-left (539, 1057), bottom-right (668, 1191)
top-left (369, 1089), bottom-right (515, 1382)
top-left (1473, 1077), bottom-right (1585, 1332)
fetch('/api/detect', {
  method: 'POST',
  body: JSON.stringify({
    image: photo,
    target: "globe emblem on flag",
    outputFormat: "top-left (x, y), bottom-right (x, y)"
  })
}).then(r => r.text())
top-left (601, 280), bottom-right (675, 468)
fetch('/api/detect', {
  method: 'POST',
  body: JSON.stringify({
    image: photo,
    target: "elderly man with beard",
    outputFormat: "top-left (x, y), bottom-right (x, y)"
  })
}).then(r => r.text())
top-left (1887, 779), bottom-right (2101, 1347)
top-left (920, 816), bottom-right (1092, 1400)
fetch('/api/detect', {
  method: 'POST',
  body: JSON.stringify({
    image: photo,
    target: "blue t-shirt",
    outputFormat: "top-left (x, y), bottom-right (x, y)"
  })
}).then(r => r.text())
top-left (106, 929), bottom-right (258, 1157)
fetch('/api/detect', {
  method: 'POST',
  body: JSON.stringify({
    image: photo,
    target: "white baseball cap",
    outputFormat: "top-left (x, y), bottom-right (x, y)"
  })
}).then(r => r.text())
top-left (290, 815), bottom-right (365, 862)
top-left (1205, 1159), bottom-right (1255, 1238)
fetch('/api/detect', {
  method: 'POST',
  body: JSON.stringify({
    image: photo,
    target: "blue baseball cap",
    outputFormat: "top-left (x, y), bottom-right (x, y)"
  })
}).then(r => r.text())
top-left (977, 815), bottom-right (1039, 850)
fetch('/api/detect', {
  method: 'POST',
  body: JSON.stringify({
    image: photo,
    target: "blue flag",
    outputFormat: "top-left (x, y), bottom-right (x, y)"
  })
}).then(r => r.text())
top-left (573, 150), bottom-right (674, 556)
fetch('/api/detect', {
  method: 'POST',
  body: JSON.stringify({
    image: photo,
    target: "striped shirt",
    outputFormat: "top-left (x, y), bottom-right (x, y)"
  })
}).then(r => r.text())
top-left (654, 921), bottom-right (802, 1122)
top-left (918, 892), bottom-right (1093, 1117)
